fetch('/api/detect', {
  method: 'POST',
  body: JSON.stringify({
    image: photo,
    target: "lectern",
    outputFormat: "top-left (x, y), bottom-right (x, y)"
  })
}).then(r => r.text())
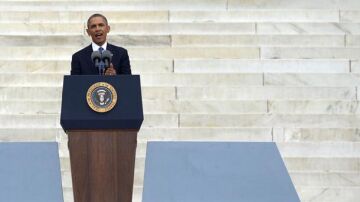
top-left (60, 75), bottom-right (143, 202)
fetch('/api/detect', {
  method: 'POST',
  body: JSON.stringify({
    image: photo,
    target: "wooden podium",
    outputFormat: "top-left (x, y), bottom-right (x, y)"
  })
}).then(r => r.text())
top-left (60, 75), bottom-right (143, 202)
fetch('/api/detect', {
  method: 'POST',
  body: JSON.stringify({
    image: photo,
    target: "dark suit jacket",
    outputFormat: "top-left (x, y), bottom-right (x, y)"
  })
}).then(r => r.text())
top-left (71, 43), bottom-right (131, 75)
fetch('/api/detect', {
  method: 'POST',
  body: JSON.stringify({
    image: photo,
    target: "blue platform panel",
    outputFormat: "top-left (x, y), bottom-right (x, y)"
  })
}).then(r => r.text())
top-left (142, 142), bottom-right (300, 202)
top-left (0, 142), bottom-right (64, 202)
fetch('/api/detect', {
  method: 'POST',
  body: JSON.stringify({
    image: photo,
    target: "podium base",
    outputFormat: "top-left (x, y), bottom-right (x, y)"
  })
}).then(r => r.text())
top-left (68, 130), bottom-right (137, 202)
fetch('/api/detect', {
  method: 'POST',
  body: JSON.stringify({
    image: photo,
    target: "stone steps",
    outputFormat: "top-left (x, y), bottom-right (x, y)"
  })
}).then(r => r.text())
top-left (277, 128), bottom-right (360, 142)
top-left (2, 46), bottom-right (360, 60)
top-left (2, 127), bottom-right (359, 144)
top-left (284, 157), bottom-right (360, 172)
top-left (277, 142), bottom-right (360, 158)
top-left (0, 11), bottom-right (169, 23)
top-left (264, 73), bottom-right (360, 86)
top-left (0, 59), bottom-right (351, 73)
top-left (0, 127), bottom-right (273, 140)
top-left (0, 0), bottom-right (360, 10)
top-left (0, 59), bottom-right (173, 73)
top-left (0, 114), bottom-right (179, 129)
top-left (226, 0), bottom-right (360, 10)
top-left (0, 1), bottom-right (359, 201)
top-left (268, 100), bottom-right (360, 114)
top-left (176, 86), bottom-right (356, 100)
top-left (0, 35), bottom-right (170, 47)
top-left (127, 142), bottom-right (360, 158)
top-left (0, 22), bottom-right (256, 35)
top-left (174, 59), bottom-right (351, 73)
top-left (0, 46), bottom-right (261, 60)
top-left (0, 128), bottom-right (59, 142)
top-left (0, 100), bottom-right (268, 114)
top-left (257, 23), bottom-right (360, 35)
top-left (0, 86), bottom-right (176, 100)
top-left (4, 10), bottom-right (359, 23)
top-left (1, 22), bottom-right (360, 35)
top-left (3, 72), bottom-right (360, 87)
top-left (0, 86), bottom-right (356, 100)
top-left (0, 0), bottom-right (229, 11)
top-left (262, 47), bottom-right (360, 59)
top-left (170, 10), bottom-right (341, 22)
top-left (3, 114), bottom-right (360, 129)
top-left (0, 10), bottom-right (343, 23)
top-left (171, 35), bottom-right (347, 47)
top-left (341, 11), bottom-right (360, 23)
top-left (179, 114), bottom-right (360, 128)
top-left (1, 100), bottom-right (360, 114)
top-left (0, 73), bottom-right (265, 86)
top-left (2, 35), bottom-right (354, 48)
top-left (1, 127), bottom-right (359, 143)
top-left (297, 186), bottom-right (360, 202)
top-left (291, 172), bottom-right (360, 187)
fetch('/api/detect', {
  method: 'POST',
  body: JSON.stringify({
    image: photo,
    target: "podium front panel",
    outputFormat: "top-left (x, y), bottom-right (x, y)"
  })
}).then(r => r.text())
top-left (60, 75), bottom-right (143, 130)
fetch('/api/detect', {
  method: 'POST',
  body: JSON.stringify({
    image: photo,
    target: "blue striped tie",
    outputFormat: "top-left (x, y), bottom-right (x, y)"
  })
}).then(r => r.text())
top-left (98, 47), bottom-right (104, 53)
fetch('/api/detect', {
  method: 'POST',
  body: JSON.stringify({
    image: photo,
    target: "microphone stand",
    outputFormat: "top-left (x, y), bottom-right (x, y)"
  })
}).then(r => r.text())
top-left (98, 61), bottom-right (106, 75)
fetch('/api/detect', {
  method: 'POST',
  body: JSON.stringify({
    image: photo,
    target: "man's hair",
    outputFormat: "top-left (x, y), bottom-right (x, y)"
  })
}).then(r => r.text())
top-left (87, 13), bottom-right (108, 28)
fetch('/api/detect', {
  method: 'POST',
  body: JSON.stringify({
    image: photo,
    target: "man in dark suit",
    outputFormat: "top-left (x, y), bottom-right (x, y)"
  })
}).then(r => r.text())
top-left (71, 13), bottom-right (131, 75)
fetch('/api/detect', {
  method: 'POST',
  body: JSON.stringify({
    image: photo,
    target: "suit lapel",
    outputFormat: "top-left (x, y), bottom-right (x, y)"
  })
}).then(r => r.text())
top-left (84, 44), bottom-right (98, 74)
top-left (106, 43), bottom-right (118, 65)
top-left (106, 43), bottom-right (115, 54)
top-left (85, 45), bottom-right (94, 67)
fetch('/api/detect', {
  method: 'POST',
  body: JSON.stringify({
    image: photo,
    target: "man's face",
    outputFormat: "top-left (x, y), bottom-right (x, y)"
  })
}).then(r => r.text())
top-left (86, 16), bottom-right (110, 46)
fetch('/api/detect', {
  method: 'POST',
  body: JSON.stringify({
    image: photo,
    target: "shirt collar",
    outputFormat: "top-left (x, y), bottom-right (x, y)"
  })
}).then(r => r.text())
top-left (91, 42), bottom-right (107, 52)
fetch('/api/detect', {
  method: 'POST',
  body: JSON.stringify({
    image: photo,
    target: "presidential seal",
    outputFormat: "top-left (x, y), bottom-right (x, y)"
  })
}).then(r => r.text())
top-left (86, 82), bottom-right (117, 113)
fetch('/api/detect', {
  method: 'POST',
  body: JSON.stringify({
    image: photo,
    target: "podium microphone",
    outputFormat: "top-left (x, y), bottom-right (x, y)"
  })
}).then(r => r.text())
top-left (102, 50), bottom-right (113, 69)
top-left (91, 51), bottom-right (103, 74)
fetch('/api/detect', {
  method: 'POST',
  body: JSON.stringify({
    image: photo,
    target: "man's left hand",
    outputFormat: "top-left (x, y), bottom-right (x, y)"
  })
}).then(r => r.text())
top-left (105, 63), bottom-right (117, 76)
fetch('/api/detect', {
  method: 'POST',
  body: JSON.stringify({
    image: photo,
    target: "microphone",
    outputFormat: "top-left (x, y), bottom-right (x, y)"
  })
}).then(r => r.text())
top-left (91, 51), bottom-right (101, 68)
top-left (91, 50), bottom-right (114, 75)
top-left (91, 51), bottom-right (106, 75)
top-left (102, 50), bottom-right (113, 69)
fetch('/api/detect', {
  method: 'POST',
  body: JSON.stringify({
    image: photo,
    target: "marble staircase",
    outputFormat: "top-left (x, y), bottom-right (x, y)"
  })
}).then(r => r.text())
top-left (0, 0), bottom-right (360, 201)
